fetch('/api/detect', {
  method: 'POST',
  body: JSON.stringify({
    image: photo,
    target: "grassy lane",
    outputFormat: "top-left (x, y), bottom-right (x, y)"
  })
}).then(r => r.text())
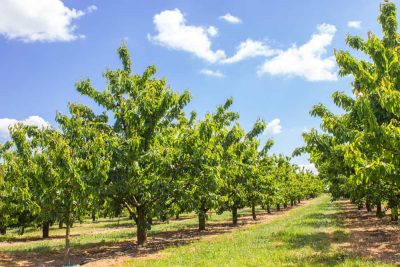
top-left (126, 195), bottom-right (394, 267)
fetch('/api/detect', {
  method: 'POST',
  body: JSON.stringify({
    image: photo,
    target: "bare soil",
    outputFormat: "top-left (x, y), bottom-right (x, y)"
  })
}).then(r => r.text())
top-left (337, 199), bottom-right (400, 265)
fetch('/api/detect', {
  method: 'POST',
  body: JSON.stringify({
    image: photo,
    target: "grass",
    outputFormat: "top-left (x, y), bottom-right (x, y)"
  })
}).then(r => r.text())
top-left (125, 195), bottom-right (395, 267)
top-left (0, 206), bottom-right (264, 253)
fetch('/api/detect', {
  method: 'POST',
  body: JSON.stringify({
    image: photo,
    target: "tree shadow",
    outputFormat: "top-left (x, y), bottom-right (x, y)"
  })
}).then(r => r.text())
top-left (337, 200), bottom-right (400, 265)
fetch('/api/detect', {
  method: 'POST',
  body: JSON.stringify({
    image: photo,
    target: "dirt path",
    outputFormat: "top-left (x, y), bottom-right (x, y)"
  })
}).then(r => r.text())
top-left (337, 200), bottom-right (400, 265)
top-left (0, 200), bottom-right (313, 267)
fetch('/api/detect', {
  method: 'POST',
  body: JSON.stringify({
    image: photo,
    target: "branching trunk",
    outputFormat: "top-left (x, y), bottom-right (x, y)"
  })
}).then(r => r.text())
top-left (137, 205), bottom-right (148, 246)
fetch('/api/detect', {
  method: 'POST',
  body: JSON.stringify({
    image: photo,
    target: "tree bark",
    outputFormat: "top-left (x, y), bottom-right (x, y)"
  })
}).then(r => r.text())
top-left (267, 204), bottom-right (271, 214)
top-left (366, 199), bottom-right (372, 212)
top-left (198, 210), bottom-right (206, 230)
top-left (64, 208), bottom-right (72, 266)
top-left (59, 220), bottom-right (63, 229)
top-left (137, 205), bottom-right (147, 246)
top-left (376, 201), bottom-right (384, 218)
top-left (290, 200), bottom-right (294, 207)
top-left (298, 198), bottom-right (301, 204)
top-left (232, 206), bottom-right (238, 225)
top-left (276, 204), bottom-right (280, 211)
top-left (391, 206), bottom-right (398, 221)
top-left (92, 211), bottom-right (96, 222)
top-left (42, 221), bottom-right (50, 239)
top-left (0, 226), bottom-right (6, 235)
top-left (251, 202), bottom-right (256, 220)
top-left (283, 203), bottom-right (287, 209)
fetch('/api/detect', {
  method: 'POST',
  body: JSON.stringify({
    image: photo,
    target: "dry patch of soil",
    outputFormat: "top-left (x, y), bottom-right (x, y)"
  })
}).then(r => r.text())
top-left (337, 200), bottom-right (400, 265)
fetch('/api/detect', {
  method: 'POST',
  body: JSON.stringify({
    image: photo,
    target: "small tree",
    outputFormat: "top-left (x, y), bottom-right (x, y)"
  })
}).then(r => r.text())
top-left (76, 43), bottom-right (191, 245)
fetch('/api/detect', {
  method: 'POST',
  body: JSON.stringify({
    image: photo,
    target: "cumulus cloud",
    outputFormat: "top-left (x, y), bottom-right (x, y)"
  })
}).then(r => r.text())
top-left (149, 9), bottom-right (226, 63)
top-left (207, 26), bottom-right (218, 37)
top-left (219, 13), bottom-right (242, 24)
top-left (222, 39), bottom-right (278, 64)
top-left (265, 118), bottom-right (282, 135)
top-left (0, 0), bottom-right (97, 42)
top-left (200, 69), bottom-right (224, 77)
top-left (0, 116), bottom-right (50, 139)
top-left (347, 20), bottom-right (362, 29)
top-left (258, 23), bottom-right (337, 82)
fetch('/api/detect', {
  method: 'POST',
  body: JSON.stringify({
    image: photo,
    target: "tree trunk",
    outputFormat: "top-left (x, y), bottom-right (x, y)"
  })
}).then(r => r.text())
top-left (64, 208), bottom-right (72, 266)
top-left (0, 226), bottom-right (6, 235)
top-left (137, 205), bottom-right (147, 246)
top-left (42, 221), bottom-right (50, 239)
top-left (175, 213), bottom-right (180, 220)
top-left (290, 200), bottom-right (294, 207)
top-left (267, 204), bottom-right (271, 214)
top-left (366, 200), bottom-right (372, 212)
top-left (232, 206), bottom-right (238, 225)
top-left (251, 202), bottom-right (256, 220)
top-left (298, 198), bottom-right (301, 204)
top-left (59, 220), bottom-right (63, 229)
top-left (92, 211), bottom-right (96, 222)
top-left (391, 206), bottom-right (398, 221)
top-left (276, 204), bottom-right (280, 211)
top-left (198, 210), bottom-right (206, 230)
top-left (376, 201), bottom-right (384, 218)
top-left (283, 203), bottom-right (287, 209)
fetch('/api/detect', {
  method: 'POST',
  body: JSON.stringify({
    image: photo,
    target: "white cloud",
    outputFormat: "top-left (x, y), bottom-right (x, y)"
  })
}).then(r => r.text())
top-left (298, 163), bottom-right (318, 174)
top-left (200, 69), bottom-right (224, 77)
top-left (222, 39), bottom-right (278, 64)
top-left (219, 13), bottom-right (242, 24)
top-left (265, 118), bottom-right (282, 135)
top-left (347, 20), bottom-right (362, 29)
top-left (0, 0), bottom-right (97, 42)
top-left (149, 9), bottom-right (226, 63)
top-left (86, 5), bottom-right (98, 14)
top-left (258, 23), bottom-right (337, 82)
top-left (0, 116), bottom-right (50, 139)
top-left (207, 26), bottom-right (218, 37)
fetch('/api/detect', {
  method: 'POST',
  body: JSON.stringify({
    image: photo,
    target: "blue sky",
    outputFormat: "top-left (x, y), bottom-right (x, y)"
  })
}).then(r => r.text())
top-left (0, 0), bottom-right (391, 171)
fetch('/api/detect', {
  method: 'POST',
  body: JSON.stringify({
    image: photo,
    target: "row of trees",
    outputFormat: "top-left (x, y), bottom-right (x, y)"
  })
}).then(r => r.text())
top-left (0, 43), bottom-right (322, 257)
top-left (297, 2), bottom-right (400, 220)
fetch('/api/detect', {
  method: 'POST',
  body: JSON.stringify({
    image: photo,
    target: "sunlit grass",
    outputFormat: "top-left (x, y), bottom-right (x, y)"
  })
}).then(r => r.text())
top-left (125, 195), bottom-right (395, 267)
